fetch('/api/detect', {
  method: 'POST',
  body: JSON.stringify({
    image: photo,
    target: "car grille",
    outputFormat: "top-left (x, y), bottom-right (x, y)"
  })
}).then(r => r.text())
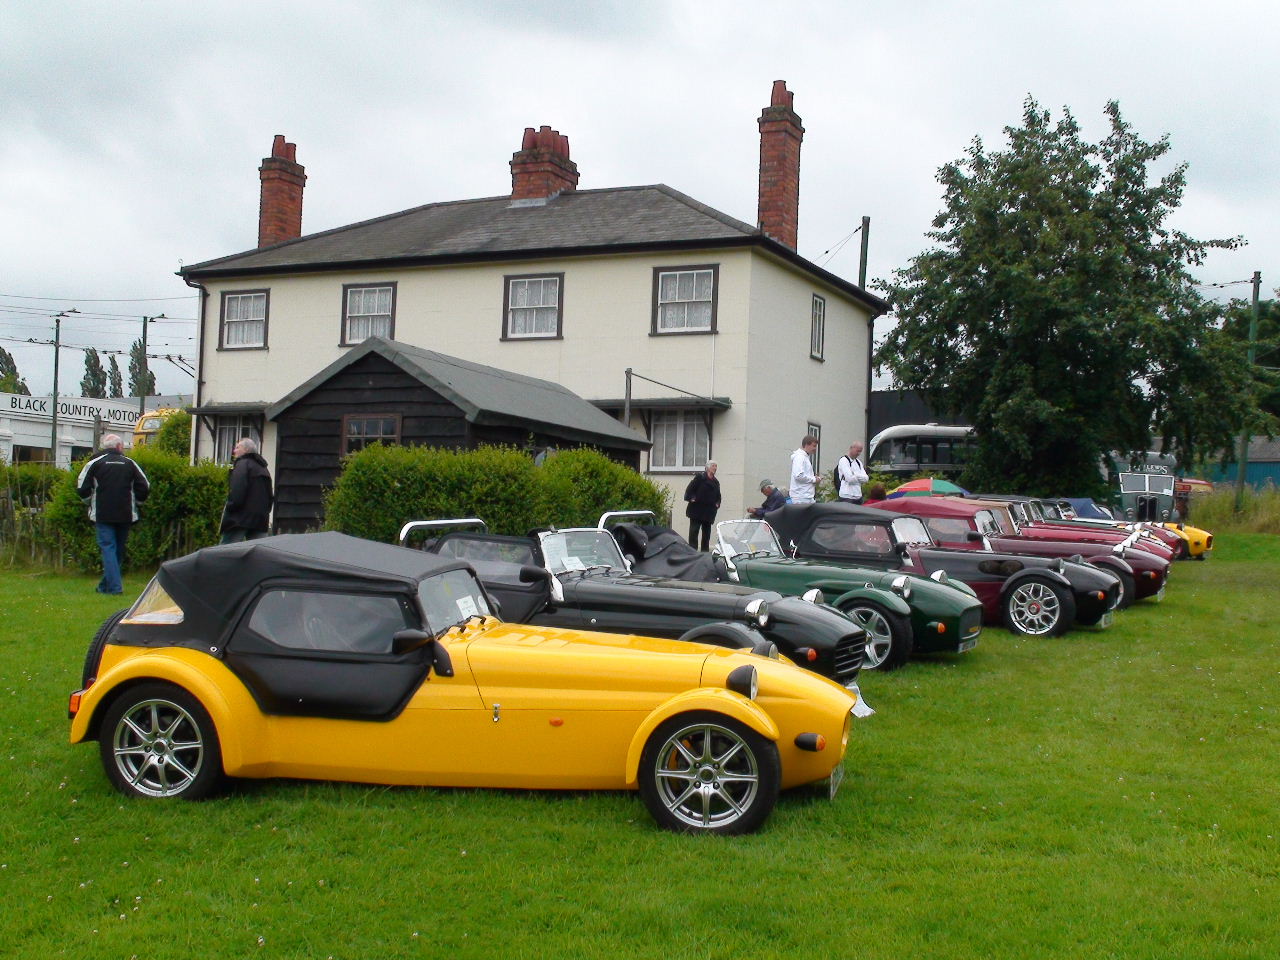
top-left (959, 607), bottom-right (983, 638)
top-left (831, 633), bottom-right (865, 682)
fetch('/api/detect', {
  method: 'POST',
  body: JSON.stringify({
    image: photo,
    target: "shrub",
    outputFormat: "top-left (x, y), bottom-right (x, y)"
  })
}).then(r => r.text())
top-left (1181, 483), bottom-right (1280, 535)
top-left (153, 410), bottom-right (193, 457)
top-left (44, 448), bottom-right (228, 572)
top-left (324, 445), bottom-right (670, 542)
top-left (1, 463), bottom-right (69, 566)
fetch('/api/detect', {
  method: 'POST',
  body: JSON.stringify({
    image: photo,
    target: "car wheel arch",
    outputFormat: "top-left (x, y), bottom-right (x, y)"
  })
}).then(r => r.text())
top-left (74, 657), bottom-right (259, 776)
top-left (828, 585), bottom-right (911, 617)
top-left (999, 566), bottom-right (1072, 599)
top-left (623, 689), bottom-right (779, 788)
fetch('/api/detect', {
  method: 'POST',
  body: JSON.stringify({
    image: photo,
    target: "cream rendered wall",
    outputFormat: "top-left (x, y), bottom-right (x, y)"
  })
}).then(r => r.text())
top-left (195, 248), bottom-right (756, 514)
top-left (743, 253), bottom-right (872, 514)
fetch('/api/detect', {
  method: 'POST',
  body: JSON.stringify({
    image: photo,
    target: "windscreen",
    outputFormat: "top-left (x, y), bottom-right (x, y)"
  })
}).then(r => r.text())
top-left (417, 569), bottom-right (492, 635)
top-left (890, 516), bottom-right (932, 545)
top-left (539, 530), bottom-right (628, 575)
top-left (716, 520), bottom-right (783, 558)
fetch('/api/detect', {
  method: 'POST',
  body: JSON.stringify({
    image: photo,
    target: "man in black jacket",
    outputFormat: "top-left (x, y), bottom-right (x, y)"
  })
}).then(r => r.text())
top-left (683, 460), bottom-right (721, 552)
top-left (76, 434), bottom-right (150, 594)
top-left (220, 438), bottom-right (274, 544)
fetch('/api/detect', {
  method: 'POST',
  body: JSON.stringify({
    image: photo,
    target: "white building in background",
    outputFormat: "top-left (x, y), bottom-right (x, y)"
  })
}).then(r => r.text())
top-left (180, 82), bottom-right (888, 521)
top-left (0, 393), bottom-right (191, 468)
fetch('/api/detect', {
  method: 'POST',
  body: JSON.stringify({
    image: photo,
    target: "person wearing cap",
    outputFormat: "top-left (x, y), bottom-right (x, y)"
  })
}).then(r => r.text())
top-left (747, 479), bottom-right (787, 517)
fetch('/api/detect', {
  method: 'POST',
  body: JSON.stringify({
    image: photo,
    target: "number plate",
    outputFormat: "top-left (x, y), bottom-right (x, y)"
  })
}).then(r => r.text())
top-left (958, 638), bottom-right (978, 652)
top-left (1099, 610), bottom-right (1113, 628)
top-left (827, 761), bottom-right (845, 800)
top-left (1155, 585), bottom-right (1166, 603)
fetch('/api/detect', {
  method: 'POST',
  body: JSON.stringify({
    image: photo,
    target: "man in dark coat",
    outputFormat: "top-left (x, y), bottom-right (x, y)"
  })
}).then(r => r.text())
top-left (683, 460), bottom-right (721, 551)
top-left (747, 479), bottom-right (787, 517)
top-left (220, 437), bottom-right (274, 544)
top-left (77, 434), bottom-right (150, 594)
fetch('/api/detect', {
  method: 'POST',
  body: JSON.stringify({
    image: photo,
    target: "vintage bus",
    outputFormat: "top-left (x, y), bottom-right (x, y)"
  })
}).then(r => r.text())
top-left (866, 424), bottom-right (975, 479)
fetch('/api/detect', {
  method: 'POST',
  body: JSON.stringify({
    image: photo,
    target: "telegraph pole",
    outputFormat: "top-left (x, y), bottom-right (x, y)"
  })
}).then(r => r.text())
top-left (49, 309), bottom-right (79, 464)
top-left (1234, 271), bottom-right (1263, 511)
top-left (137, 314), bottom-right (166, 418)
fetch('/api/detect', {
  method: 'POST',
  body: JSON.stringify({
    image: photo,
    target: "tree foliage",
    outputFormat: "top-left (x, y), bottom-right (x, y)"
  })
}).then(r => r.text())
top-left (0, 346), bottom-right (30, 395)
top-left (876, 98), bottom-right (1259, 496)
top-left (127, 338), bottom-right (155, 398)
top-left (108, 355), bottom-right (124, 398)
top-left (79, 348), bottom-right (107, 398)
top-left (153, 409), bottom-right (192, 457)
top-left (1223, 295), bottom-right (1280, 422)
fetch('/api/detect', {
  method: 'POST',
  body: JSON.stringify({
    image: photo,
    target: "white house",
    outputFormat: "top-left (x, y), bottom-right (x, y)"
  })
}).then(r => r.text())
top-left (180, 81), bottom-right (888, 527)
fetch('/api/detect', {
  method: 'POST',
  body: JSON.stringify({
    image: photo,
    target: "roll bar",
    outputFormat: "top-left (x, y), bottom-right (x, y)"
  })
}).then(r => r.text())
top-left (597, 510), bottom-right (658, 530)
top-left (398, 518), bottom-right (488, 546)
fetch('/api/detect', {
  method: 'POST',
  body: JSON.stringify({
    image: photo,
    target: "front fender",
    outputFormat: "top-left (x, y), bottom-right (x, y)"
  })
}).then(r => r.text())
top-left (828, 585), bottom-right (912, 617)
top-left (70, 649), bottom-right (267, 776)
top-left (623, 688), bottom-right (779, 787)
top-left (1001, 566), bottom-right (1072, 596)
top-left (1086, 555), bottom-right (1135, 577)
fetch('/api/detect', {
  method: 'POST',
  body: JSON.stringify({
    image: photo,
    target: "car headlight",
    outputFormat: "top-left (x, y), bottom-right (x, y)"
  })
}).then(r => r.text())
top-left (1161, 509), bottom-right (1170, 520)
top-left (801, 588), bottom-right (825, 605)
top-left (744, 597), bottom-right (770, 628)
top-left (929, 569), bottom-right (949, 584)
top-left (890, 575), bottom-right (912, 600)
top-left (1054, 558), bottom-right (1066, 573)
top-left (726, 664), bottom-right (758, 700)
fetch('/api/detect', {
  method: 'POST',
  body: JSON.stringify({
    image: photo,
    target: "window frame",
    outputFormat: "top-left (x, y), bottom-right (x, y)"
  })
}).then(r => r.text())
top-left (647, 409), bottom-right (712, 472)
top-left (340, 282), bottom-right (397, 346)
top-left (501, 272), bottom-right (565, 341)
top-left (810, 294), bottom-right (826, 360)
top-left (218, 289), bottom-right (270, 351)
top-left (340, 412), bottom-right (402, 456)
top-left (651, 264), bottom-right (719, 336)
top-left (213, 415), bottom-right (262, 465)
top-left (807, 422), bottom-right (822, 474)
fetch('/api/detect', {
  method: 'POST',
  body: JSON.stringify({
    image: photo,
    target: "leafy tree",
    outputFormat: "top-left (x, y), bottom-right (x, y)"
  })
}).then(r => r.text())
top-left (0, 346), bottom-right (30, 395)
top-left (127, 338), bottom-right (155, 398)
top-left (79, 348), bottom-right (107, 398)
top-left (876, 98), bottom-right (1258, 496)
top-left (153, 409), bottom-right (192, 457)
top-left (108, 355), bottom-right (124, 398)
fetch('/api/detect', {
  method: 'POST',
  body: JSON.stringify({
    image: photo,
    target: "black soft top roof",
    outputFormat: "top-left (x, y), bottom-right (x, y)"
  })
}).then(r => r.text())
top-left (156, 532), bottom-right (470, 636)
top-left (766, 501), bottom-right (905, 541)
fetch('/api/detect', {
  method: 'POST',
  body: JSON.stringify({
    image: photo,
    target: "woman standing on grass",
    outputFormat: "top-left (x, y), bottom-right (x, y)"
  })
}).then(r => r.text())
top-left (684, 460), bottom-right (721, 552)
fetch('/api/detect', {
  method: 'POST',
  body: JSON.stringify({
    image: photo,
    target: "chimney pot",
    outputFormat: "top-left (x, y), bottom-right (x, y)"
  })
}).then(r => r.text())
top-left (510, 125), bottom-right (580, 200)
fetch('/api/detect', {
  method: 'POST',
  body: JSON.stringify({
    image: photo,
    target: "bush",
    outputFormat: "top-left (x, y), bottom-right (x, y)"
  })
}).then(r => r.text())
top-left (44, 448), bottom-right (228, 572)
top-left (324, 445), bottom-right (670, 542)
top-left (153, 410), bottom-right (193, 457)
top-left (1, 463), bottom-right (68, 566)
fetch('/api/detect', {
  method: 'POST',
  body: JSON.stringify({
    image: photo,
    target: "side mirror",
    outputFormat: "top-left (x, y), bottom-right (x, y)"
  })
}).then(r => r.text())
top-left (392, 628), bottom-right (432, 655)
top-left (966, 530), bottom-right (984, 542)
top-left (519, 564), bottom-right (552, 585)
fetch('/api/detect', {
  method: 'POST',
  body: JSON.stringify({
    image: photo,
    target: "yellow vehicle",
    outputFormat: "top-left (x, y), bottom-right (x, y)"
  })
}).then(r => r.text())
top-left (69, 532), bottom-right (864, 834)
top-left (131, 407), bottom-right (182, 447)
top-left (1159, 522), bottom-right (1214, 559)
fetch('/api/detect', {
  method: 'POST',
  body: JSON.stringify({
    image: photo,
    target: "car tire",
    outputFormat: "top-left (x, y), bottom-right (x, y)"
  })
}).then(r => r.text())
top-left (1113, 570), bottom-right (1136, 610)
top-left (82, 609), bottom-right (129, 688)
top-left (98, 682), bottom-right (225, 800)
top-left (841, 601), bottom-right (913, 671)
top-left (638, 711), bottom-right (780, 835)
top-left (1001, 577), bottom-right (1075, 637)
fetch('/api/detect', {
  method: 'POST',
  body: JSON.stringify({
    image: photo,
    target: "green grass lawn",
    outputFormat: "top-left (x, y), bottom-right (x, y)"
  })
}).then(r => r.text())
top-left (2, 537), bottom-right (1277, 959)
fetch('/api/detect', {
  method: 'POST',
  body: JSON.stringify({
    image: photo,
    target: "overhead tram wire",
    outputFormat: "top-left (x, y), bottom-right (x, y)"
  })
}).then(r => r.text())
top-left (0, 292), bottom-right (199, 302)
top-left (816, 222), bottom-right (865, 269)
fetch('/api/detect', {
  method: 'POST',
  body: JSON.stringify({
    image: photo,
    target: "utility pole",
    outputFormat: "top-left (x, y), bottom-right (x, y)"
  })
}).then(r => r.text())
top-left (49, 309), bottom-right (79, 465)
top-left (1234, 271), bottom-right (1263, 511)
top-left (859, 216), bottom-right (873, 448)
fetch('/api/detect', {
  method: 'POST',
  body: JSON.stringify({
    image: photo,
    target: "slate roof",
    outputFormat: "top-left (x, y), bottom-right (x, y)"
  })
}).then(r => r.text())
top-left (265, 338), bottom-right (650, 450)
top-left (180, 184), bottom-right (888, 312)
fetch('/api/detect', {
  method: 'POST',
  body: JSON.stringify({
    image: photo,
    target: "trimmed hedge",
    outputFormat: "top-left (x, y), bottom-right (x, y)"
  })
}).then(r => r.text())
top-left (44, 448), bottom-right (228, 572)
top-left (324, 444), bottom-right (670, 542)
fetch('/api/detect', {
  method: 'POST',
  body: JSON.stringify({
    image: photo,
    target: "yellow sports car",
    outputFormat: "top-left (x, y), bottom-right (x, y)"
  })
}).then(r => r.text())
top-left (1159, 522), bottom-right (1213, 559)
top-left (70, 533), bottom-right (863, 834)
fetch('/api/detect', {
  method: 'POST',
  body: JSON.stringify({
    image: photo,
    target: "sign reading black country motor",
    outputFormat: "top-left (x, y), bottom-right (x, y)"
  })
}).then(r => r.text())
top-left (4, 392), bottom-right (141, 426)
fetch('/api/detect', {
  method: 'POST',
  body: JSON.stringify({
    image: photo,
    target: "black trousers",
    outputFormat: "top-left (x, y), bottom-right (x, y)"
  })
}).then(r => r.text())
top-left (688, 518), bottom-right (713, 551)
top-left (838, 496), bottom-right (865, 505)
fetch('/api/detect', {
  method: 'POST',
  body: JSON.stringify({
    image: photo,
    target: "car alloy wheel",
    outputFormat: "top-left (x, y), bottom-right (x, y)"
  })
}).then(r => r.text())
top-left (639, 712), bottom-right (779, 834)
top-left (848, 606), bottom-right (893, 668)
top-left (100, 683), bottom-right (223, 800)
top-left (1006, 581), bottom-right (1062, 636)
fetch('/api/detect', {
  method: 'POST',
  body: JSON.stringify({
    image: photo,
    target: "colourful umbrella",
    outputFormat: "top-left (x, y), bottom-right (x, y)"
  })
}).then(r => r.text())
top-left (887, 477), bottom-right (969, 498)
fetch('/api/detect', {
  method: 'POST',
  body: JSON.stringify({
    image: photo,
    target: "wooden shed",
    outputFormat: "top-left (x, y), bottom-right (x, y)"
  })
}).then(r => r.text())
top-left (264, 337), bottom-right (650, 532)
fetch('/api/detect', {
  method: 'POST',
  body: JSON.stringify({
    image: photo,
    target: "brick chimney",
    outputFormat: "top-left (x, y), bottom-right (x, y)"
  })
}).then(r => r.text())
top-left (757, 80), bottom-right (804, 249)
top-left (510, 126), bottom-right (579, 200)
top-left (258, 135), bottom-right (306, 248)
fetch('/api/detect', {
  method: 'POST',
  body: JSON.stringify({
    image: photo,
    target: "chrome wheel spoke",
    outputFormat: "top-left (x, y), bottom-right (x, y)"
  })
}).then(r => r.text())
top-left (715, 740), bottom-right (744, 766)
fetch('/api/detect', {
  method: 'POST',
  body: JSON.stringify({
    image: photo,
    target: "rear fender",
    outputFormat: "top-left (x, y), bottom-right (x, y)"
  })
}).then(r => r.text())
top-left (829, 585), bottom-right (911, 617)
top-left (624, 688), bottom-right (779, 786)
top-left (69, 649), bottom-right (265, 775)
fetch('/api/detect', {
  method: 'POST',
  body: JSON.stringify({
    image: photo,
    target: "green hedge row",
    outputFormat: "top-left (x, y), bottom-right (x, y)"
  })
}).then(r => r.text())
top-left (44, 448), bottom-right (228, 572)
top-left (324, 445), bottom-right (670, 542)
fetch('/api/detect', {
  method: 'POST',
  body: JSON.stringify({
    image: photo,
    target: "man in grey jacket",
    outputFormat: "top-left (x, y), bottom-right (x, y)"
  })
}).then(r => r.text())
top-left (77, 434), bottom-right (150, 594)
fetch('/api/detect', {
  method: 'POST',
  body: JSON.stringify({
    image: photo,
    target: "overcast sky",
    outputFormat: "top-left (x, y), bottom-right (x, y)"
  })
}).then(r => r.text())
top-left (2, 0), bottom-right (1275, 397)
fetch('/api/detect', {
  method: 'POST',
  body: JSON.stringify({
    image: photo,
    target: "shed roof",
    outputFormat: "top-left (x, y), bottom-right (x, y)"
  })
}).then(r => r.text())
top-left (265, 337), bottom-right (650, 450)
